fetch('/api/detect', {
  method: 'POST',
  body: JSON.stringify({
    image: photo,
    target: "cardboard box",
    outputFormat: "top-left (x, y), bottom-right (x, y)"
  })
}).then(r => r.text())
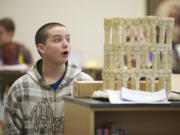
top-left (73, 81), bottom-right (103, 97)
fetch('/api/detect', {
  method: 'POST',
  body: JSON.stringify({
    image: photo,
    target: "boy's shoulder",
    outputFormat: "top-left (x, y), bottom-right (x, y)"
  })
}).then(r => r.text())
top-left (76, 72), bottom-right (93, 81)
top-left (10, 73), bottom-right (32, 89)
top-left (10, 65), bottom-right (38, 89)
top-left (67, 62), bottom-right (93, 81)
top-left (6, 73), bottom-right (31, 98)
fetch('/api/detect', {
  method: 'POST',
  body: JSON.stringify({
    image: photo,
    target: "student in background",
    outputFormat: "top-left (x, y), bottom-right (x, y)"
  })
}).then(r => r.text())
top-left (3, 22), bottom-right (93, 135)
top-left (0, 18), bottom-right (34, 131)
top-left (0, 17), bottom-right (33, 65)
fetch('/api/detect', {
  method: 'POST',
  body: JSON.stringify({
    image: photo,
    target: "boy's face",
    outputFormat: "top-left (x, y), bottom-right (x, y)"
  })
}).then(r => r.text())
top-left (0, 25), bottom-right (13, 44)
top-left (38, 26), bottom-right (71, 65)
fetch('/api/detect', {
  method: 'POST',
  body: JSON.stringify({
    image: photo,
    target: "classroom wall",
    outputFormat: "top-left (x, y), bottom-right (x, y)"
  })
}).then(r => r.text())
top-left (0, 0), bottom-right (146, 67)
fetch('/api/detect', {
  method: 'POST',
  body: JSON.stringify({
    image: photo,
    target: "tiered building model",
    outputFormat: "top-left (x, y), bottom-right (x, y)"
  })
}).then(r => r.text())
top-left (103, 16), bottom-right (174, 92)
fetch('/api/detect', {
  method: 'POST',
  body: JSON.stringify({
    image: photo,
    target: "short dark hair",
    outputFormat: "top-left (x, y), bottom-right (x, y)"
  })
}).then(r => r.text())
top-left (35, 22), bottom-right (65, 56)
top-left (35, 22), bottom-right (65, 46)
top-left (0, 18), bottom-right (15, 32)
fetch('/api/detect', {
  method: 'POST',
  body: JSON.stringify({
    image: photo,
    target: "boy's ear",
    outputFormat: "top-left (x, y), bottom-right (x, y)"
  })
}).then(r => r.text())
top-left (37, 43), bottom-right (45, 55)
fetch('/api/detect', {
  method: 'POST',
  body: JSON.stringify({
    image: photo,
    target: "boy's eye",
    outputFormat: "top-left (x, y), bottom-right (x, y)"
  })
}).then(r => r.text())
top-left (54, 39), bottom-right (61, 43)
top-left (66, 37), bottom-right (70, 42)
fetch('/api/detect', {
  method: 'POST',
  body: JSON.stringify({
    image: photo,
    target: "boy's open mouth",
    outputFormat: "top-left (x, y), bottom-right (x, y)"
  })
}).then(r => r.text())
top-left (62, 51), bottom-right (68, 56)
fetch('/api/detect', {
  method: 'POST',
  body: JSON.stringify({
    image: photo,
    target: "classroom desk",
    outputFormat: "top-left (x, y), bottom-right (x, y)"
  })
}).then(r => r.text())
top-left (64, 96), bottom-right (180, 135)
top-left (0, 70), bottom-right (26, 85)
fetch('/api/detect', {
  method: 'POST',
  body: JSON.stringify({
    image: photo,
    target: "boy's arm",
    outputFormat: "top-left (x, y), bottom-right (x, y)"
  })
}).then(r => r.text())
top-left (3, 85), bottom-right (24, 135)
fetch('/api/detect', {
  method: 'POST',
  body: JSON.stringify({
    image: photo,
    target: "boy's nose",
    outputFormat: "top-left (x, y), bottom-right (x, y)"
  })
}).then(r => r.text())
top-left (62, 39), bottom-right (68, 48)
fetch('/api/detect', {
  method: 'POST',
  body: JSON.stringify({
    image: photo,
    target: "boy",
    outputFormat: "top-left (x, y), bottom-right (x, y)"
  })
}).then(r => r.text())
top-left (0, 18), bottom-right (33, 65)
top-left (3, 22), bottom-right (93, 135)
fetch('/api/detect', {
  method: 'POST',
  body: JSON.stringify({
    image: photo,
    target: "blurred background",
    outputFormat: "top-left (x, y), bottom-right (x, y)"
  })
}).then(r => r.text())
top-left (0, 0), bottom-right (146, 67)
top-left (1, 0), bottom-right (180, 72)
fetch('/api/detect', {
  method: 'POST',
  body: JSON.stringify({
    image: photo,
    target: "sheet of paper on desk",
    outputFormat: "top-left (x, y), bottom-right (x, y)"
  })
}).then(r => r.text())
top-left (0, 64), bottom-right (29, 71)
top-left (107, 87), bottom-right (169, 104)
top-left (121, 87), bottom-right (168, 102)
top-left (107, 90), bottom-right (121, 104)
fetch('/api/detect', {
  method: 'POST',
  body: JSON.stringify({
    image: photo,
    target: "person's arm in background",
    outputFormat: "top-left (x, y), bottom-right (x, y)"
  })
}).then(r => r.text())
top-left (19, 44), bottom-right (34, 66)
top-left (3, 84), bottom-right (25, 135)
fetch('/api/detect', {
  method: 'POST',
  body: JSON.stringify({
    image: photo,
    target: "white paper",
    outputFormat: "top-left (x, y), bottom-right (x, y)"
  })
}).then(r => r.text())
top-left (107, 90), bottom-right (121, 104)
top-left (121, 87), bottom-right (168, 102)
top-left (107, 90), bottom-right (141, 104)
top-left (0, 64), bottom-right (29, 71)
top-left (107, 88), bottom-right (169, 104)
